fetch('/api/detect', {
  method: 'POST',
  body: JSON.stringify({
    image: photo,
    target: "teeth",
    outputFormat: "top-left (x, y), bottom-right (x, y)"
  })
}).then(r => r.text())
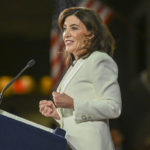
top-left (66, 40), bottom-right (72, 44)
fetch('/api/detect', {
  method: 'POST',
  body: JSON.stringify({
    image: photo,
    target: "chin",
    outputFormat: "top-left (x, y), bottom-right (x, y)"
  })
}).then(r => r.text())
top-left (65, 47), bottom-right (74, 53)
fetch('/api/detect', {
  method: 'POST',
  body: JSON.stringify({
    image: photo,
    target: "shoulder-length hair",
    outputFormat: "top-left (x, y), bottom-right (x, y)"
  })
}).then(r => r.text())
top-left (58, 7), bottom-right (115, 66)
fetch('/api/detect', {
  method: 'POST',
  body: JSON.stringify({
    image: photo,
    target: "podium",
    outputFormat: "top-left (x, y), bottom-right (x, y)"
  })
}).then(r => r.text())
top-left (0, 109), bottom-right (67, 150)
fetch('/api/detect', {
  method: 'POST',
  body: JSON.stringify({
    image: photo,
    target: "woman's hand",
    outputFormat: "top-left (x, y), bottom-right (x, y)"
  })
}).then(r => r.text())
top-left (52, 92), bottom-right (74, 109)
top-left (39, 100), bottom-right (60, 120)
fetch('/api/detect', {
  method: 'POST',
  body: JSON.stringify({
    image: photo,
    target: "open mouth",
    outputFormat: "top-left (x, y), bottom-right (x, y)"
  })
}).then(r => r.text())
top-left (65, 40), bottom-right (74, 45)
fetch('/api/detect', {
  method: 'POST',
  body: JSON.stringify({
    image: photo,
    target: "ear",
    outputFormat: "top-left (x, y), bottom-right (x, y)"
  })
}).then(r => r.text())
top-left (87, 32), bottom-right (94, 40)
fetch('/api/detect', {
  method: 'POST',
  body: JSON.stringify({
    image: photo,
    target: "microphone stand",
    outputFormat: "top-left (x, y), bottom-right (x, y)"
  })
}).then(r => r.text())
top-left (0, 59), bottom-right (35, 104)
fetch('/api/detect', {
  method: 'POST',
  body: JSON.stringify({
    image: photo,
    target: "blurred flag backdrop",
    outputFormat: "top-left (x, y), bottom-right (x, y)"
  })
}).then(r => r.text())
top-left (50, 0), bottom-right (113, 87)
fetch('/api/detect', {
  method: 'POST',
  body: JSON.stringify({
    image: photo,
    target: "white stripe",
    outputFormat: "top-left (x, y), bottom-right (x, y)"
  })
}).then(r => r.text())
top-left (90, 0), bottom-right (101, 10)
top-left (99, 8), bottom-right (112, 21)
top-left (51, 60), bottom-right (61, 77)
top-left (79, 0), bottom-right (112, 23)
top-left (79, 0), bottom-right (89, 7)
top-left (50, 36), bottom-right (63, 60)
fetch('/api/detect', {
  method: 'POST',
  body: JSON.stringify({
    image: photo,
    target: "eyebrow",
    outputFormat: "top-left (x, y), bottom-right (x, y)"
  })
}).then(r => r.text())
top-left (63, 24), bottom-right (80, 27)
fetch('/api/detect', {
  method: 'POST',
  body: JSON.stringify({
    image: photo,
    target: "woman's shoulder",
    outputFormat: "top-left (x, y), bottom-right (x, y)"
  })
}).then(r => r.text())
top-left (81, 51), bottom-right (118, 76)
top-left (88, 51), bottom-right (114, 62)
top-left (86, 51), bottom-right (118, 70)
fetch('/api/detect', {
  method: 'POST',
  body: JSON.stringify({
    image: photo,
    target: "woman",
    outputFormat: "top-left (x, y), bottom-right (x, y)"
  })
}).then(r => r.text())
top-left (39, 7), bottom-right (121, 150)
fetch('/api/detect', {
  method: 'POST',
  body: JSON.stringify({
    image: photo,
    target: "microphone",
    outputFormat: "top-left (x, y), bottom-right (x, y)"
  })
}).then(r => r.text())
top-left (0, 59), bottom-right (36, 103)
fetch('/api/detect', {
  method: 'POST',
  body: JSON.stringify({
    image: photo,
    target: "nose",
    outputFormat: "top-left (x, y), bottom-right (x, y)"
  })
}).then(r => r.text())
top-left (63, 28), bottom-right (71, 38)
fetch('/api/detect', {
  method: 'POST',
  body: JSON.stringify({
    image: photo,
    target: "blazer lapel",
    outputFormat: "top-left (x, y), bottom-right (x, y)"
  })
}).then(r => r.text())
top-left (60, 58), bottom-right (85, 93)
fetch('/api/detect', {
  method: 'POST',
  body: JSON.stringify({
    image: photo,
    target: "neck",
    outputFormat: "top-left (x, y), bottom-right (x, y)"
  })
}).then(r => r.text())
top-left (73, 48), bottom-right (88, 60)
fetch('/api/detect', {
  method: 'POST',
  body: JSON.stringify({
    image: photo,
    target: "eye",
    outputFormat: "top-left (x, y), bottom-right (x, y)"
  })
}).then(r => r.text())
top-left (71, 26), bottom-right (78, 30)
top-left (62, 27), bottom-right (66, 32)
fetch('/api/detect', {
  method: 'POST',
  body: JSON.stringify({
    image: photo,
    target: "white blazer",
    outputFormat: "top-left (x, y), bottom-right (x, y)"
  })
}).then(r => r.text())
top-left (56, 51), bottom-right (122, 150)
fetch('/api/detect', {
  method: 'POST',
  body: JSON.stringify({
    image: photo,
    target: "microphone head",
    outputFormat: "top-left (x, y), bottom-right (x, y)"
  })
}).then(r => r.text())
top-left (27, 59), bottom-right (36, 68)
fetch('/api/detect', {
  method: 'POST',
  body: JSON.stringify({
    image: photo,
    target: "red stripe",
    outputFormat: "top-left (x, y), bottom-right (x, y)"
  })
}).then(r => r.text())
top-left (59, 41), bottom-right (65, 51)
top-left (53, 64), bottom-right (65, 84)
top-left (52, 55), bottom-right (66, 85)
top-left (97, 5), bottom-right (104, 14)
top-left (51, 33), bottom-right (59, 46)
top-left (86, 0), bottom-right (95, 8)
top-left (103, 12), bottom-right (114, 24)
top-left (51, 53), bottom-right (61, 67)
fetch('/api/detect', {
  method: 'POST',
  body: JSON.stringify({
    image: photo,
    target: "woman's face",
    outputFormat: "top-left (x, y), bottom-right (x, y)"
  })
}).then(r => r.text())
top-left (62, 15), bottom-right (91, 58)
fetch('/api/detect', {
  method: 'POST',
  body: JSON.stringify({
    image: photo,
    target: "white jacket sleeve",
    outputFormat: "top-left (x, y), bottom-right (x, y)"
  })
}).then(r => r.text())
top-left (74, 53), bottom-right (122, 122)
